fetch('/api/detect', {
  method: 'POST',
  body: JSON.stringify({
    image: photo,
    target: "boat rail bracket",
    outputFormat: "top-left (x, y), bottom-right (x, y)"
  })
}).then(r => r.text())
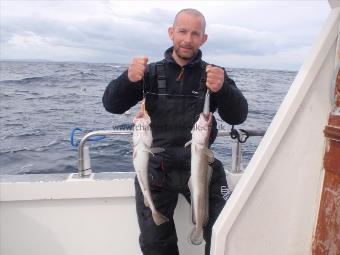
top-left (77, 130), bottom-right (133, 177)
top-left (230, 128), bottom-right (248, 173)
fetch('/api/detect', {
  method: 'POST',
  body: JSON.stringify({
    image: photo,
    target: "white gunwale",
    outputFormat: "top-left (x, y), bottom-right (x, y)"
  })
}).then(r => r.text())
top-left (211, 4), bottom-right (340, 255)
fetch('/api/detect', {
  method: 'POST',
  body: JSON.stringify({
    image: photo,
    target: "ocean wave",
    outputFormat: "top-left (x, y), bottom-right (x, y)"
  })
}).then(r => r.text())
top-left (23, 96), bottom-right (53, 101)
top-left (0, 147), bottom-right (28, 154)
top-left (80, 71), bottom-right (97, 77)
top-left (3, 129), bottom-right (46, 139)
top-left (33, 139), bottom-right (60, 152)
top-left (0, 93), bottom-right (12, 98)
top-left (0, 76), bottom-right (52, 84)
top-left (0, 72), bottom-right (99, 86)
top-left (0, 138), bottom-right (60, 154)
top-left (18, 163), bottom-right (34, 174)
top-left (1, 123), bottom-right (24, 128)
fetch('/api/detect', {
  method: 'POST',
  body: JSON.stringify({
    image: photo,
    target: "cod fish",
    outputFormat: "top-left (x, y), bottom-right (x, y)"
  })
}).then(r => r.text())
top-left (187, 91), bottom-right (214, 245)
top-left (133, 101), bottom-right (169, 226)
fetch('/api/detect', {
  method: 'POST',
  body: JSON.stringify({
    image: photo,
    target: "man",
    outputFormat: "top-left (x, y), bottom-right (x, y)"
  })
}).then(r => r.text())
top-left (102, 8), bottom-right (248, 255)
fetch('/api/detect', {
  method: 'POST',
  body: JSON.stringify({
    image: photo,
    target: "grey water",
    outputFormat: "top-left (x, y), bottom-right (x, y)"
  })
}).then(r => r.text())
top-left (0, 61), bottom-right (296, 175)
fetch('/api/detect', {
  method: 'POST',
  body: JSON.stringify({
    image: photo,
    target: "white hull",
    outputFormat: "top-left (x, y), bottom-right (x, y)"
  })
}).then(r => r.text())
top-left (0, 173), bottom-right (205, 255)
top-left (211, 3), bottom-right (340, 255)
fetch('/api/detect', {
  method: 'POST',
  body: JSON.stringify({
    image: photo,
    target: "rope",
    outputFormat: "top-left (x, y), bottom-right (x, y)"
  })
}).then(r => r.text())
top-left (230, 125), bottom-right (250, 143)
top-left (70, 128), bottom-right (106, 148)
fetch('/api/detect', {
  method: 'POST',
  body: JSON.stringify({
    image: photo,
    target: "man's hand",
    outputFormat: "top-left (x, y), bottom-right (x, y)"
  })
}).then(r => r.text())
top-left (128, 57), bottom-right (148, 82)
top-left (206, 65), bottom-right (224, 92)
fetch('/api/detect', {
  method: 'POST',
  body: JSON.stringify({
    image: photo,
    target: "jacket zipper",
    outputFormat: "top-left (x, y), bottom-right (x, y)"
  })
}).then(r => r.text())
top-left (176, 67), bottom-right (184, 93)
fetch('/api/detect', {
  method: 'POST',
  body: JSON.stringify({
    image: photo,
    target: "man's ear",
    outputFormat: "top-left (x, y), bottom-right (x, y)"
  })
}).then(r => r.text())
top-left (168, 27), bottom-right (174, 41)
top-left (201, 34), bottom-right (208, 46)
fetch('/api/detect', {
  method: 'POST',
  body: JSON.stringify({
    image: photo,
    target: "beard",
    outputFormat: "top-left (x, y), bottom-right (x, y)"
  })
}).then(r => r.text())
top-left (174, 45), bottom-right (197, 60)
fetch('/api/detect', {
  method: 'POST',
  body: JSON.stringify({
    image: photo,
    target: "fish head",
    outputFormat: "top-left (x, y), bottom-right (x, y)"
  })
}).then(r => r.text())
top-left (133, 112), bottom-right (152, 147)
top-left (191, 113), bottom-right (212, 147)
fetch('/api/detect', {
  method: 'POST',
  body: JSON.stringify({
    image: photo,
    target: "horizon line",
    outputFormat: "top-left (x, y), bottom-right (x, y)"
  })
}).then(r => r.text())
top-left (0, 58), bottom-right (299, 72)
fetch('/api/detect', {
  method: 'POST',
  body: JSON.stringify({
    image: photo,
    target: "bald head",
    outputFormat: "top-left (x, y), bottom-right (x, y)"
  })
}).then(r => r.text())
top-left (173, 8), bottom-right (206, 33)
top-left (168, 8), bottom-right (208, 66)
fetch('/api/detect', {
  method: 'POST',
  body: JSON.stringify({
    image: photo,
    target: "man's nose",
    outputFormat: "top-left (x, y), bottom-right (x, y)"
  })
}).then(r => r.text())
top-left (183, 33), bottom-right (193, 43)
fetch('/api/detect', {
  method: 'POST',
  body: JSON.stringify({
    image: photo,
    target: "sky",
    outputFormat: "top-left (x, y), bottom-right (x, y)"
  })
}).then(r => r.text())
top-left (0, 0), bottom-right (331, 71)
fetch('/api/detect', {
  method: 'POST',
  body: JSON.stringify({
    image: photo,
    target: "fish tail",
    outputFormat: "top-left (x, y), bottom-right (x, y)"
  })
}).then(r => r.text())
top-left (189, 227), bottom-right (203, 245)
top-left (152, 210), bottom-right (169, 225)
top-left (144, 197), bottom-right (150, 208)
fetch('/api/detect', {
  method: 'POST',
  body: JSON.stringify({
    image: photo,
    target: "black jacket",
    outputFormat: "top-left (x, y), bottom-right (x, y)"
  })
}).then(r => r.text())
top-left (103, 47), bottom-right (248, 126)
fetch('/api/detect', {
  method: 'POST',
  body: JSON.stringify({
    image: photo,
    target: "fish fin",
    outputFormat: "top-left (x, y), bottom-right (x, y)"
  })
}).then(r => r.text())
top-left (205, 148), bottom-right (214, 163)
top-left (144, 197), bottom-right (150, 208)
top-left (150, 147), bottom-right (165, 154)
top-left (188, 177), bottom-right (196, 224)
top-left (133, 150), bottom-right (137, 159)
top-left (188, 176), bottom-right (192, 191)
top-left (184, 140), bottom-right (192, 147)
top-left (203, 165), bottom-right (213, 226)
top-left (189, 227), bottom-right (203, 245)
top-left (207, 165), bottom-right (213, 184)
top-left (152, 211), bottom-right (169, 225)
top-left (143, 149), bottom-right (154, 156)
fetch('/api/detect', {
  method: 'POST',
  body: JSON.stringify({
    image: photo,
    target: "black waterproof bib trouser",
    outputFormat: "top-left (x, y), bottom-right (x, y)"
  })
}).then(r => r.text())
top-left (134, 61), bottom-right (231, 255)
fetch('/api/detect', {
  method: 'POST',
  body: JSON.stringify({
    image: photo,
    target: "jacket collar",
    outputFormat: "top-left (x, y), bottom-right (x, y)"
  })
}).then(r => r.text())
top-left (164, 46), bottom-right (202, 67)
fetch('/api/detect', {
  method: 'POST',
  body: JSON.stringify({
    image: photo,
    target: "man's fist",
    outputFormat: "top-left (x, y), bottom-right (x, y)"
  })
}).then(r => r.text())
top-left (128, 57), bottom-right (148, 82)
top-left (206, 65), bottom-right (224, 92)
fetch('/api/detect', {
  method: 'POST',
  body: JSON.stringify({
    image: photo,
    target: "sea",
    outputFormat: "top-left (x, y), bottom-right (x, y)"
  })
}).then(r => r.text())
top-left (0, 61), bottom-right (296, 175)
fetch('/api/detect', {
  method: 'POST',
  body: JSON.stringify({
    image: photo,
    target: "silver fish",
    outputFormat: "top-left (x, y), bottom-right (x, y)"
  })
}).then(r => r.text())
top-left (187, 90), bottom-right (214, 245)
top-left (133, 101), bottom-right (169, 226)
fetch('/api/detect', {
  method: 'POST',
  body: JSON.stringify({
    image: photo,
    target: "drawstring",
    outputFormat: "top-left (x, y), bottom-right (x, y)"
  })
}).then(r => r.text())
top-left (176, 68), bottom-right (184, 81)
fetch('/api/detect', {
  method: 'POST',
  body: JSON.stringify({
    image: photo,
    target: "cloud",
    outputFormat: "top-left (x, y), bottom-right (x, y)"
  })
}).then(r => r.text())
top-left (206, 24), bottom-right (279, 55)
top-left (204, 23), bottom-right (315, 57)
top-left (0, 0), bottom-right (331, 70)
top-left (117, 7), bottom-right (175, 26)
top-left (205, 45), bottom-right (311, 71)
top-left (1, 13), bottom-right (170, 62)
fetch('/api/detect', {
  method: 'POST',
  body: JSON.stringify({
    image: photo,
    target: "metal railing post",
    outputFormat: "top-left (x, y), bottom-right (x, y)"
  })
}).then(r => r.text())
top-left (77, 130), bottom-right (133, 177)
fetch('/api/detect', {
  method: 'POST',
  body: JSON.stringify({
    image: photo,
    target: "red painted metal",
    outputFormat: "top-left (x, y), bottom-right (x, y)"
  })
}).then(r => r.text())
top-left (312, 171), bottom-right (340, 254)
top-left (312, 69), bottom-right (340, 254)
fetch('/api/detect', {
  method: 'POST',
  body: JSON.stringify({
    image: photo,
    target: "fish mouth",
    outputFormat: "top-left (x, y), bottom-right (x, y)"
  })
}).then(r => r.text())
top-left (202, 112), bottom-right (212, 123)
top-left (135, 111), bottom-right (144, 118)
top-left (133, 112), bottom-right (151, 124)
top-left (133, 112), bottom-right (144, 124)
top-left (202, 113), bottom-right (210, 120)
top-left (133, 100), bottom-right (151, 124)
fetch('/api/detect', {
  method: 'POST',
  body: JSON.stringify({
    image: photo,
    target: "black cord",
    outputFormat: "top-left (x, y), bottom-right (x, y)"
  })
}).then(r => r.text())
top-left (230, 125), bottom-right (249, 143)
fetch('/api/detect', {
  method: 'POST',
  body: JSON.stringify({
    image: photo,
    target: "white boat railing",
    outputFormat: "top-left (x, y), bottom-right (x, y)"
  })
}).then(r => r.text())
top-left (77, 128), bottom-right (266, 177)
